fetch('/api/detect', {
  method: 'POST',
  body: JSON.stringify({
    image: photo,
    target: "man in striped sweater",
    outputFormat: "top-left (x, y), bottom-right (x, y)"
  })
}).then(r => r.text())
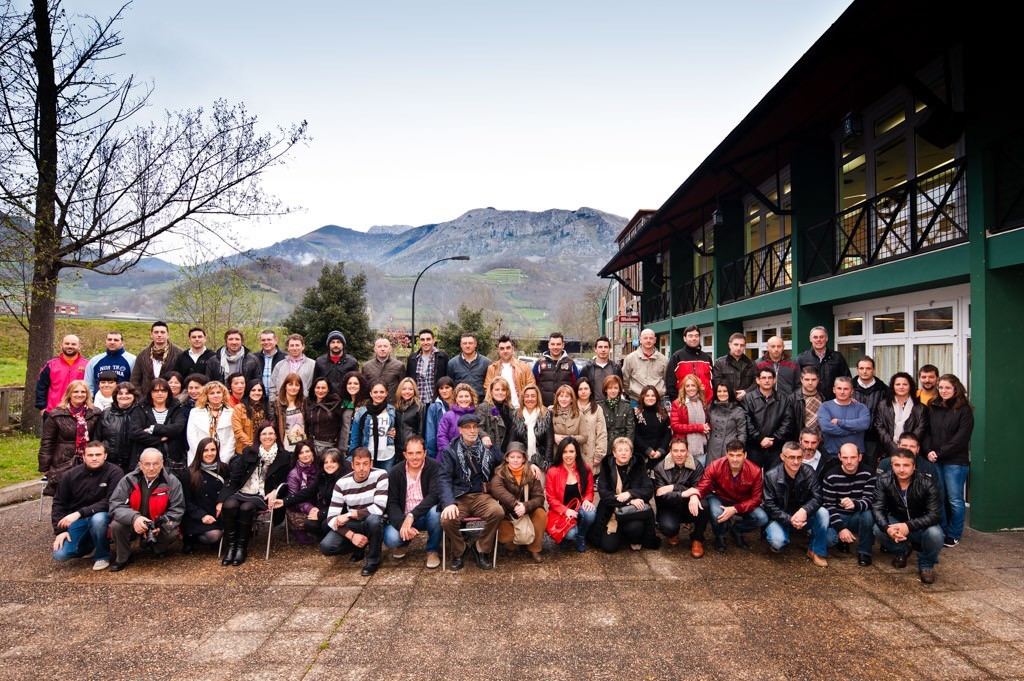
top-left (321, 448), bottom-right (389, 576)
top-left (821, 443), bottom-right (876, 566)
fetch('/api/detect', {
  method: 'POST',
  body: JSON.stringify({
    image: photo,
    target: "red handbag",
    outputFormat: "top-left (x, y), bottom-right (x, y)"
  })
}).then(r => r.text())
top-left (548, 497), bottom-right (581, 543)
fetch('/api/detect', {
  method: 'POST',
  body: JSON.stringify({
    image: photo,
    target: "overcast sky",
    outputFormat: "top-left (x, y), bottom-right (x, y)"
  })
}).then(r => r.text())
top-left (71, 1), bottom-right (852, 253)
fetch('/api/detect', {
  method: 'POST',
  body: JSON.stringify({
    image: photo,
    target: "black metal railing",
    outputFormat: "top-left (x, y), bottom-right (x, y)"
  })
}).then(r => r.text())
top-left (803, 159), bottom-right (968, 281)
top-left (719, 236), bottom-right (792, 304)
top-left (675, 271), bottom-right (714, 315)
top-left (643, 291), bottom-right (670, 324)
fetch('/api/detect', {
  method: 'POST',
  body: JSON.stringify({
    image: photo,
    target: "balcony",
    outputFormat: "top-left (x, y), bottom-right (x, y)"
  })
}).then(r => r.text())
top-left (803, 159), bottom-right (968, 281)
top-left (719, 236), bottom-right (792, 304)
top-left (643, 291), bottom-right (670, 325)
top-left (675, 270), bottom-right (714, 315)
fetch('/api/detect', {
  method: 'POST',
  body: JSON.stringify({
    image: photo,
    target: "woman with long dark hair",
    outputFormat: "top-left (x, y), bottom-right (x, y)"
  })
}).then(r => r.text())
top-left (182, 438), bottom-right (228, 553)
top-left (544, 437), bottom-right (596, 552)
top-left (274, 448), bottom-right (350, 541)
top-left (874, 372), bottom-right (928, 459)
top-left (576, 378), bottom-right (607, 474)
top-left (285, 440), bottom-right (320, 544)
top-left (232, 379), bottom-right (270, 455)
top-left (339, 371), bottom-right (369, 454)
top-left (275, 373), bottom-right (307, 454)
top-left (925, 374), bottom-right (974, 548)
top-left (216, 422), bottom-right (289, 566)
top-left (634, 385), bottom-right (671, 469)
top-left (305, 377), bottom-right (344, 455)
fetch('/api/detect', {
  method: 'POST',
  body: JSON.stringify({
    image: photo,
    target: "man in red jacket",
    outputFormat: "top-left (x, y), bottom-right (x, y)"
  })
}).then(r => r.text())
top-left (35, 334), bottom-right (88, 416)
top-left (694, 439), bottom-right (769, 552)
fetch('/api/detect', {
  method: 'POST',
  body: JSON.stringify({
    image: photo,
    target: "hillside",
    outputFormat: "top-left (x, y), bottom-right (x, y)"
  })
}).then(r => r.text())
top-left (54, 207), bottom-right (626, 335)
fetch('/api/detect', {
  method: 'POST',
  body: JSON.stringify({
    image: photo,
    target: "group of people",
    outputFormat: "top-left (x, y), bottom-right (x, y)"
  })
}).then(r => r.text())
top-left (38, 322), bottom-right (973, 584)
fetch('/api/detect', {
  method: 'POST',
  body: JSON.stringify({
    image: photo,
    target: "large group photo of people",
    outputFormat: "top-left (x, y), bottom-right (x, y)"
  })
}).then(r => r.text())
top-left (36, 319), bottom-right (973, 585)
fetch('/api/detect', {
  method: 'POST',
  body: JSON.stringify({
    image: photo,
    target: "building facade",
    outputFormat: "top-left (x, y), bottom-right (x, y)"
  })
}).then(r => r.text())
top-left (599, 0), bottom-right (1023, 531)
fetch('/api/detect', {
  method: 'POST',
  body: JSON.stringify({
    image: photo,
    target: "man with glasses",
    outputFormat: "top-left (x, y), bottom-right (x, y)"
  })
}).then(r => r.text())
top-left (107, 449), bottom-right (185, 571)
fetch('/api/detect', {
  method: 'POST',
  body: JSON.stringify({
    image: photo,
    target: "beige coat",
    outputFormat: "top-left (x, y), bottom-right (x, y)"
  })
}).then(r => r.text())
top-left (577, 403), bottom-right (608, 472)
top-left (621, 349), bottom-right (668, 401)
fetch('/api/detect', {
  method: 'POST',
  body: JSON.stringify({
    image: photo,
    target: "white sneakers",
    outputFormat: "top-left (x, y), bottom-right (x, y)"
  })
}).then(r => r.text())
top-left (425, 552), bottom-right (441, 569)
top-left (93, 559), bottom-right (110, 571)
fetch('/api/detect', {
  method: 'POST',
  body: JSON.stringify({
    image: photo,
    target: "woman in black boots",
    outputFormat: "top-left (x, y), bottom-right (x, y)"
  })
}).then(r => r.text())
top-left (216, 422), bottom-right (289, 566)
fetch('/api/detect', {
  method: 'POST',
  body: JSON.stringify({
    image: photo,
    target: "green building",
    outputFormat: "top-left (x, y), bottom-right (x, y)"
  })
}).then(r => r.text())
top-left (599, 0), bottom-right (1022, 531)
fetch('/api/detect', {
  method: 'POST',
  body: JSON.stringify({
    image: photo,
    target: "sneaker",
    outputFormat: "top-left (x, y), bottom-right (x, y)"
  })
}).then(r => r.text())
top-left (392, 547), bottom-right (408, 560)
top-left (425, 552), bottom-right (441, 569)
top-left (92, 559), bottom-right (110, 571)
top-left (943, 537), bottom-right (959, 548)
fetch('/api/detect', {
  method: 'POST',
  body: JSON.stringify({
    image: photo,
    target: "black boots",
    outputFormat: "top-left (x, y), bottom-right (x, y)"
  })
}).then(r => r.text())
top-left (221, 523), bottom-right (238, 566)
top-left (232, 515), bottom-right (253, 566)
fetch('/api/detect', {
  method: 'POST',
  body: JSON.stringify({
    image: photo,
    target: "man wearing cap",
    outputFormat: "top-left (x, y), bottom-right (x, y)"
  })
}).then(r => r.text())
top-left (438, 412), bottom-right (504, 570)
top-left (315, 330), bottom-right (359, 394)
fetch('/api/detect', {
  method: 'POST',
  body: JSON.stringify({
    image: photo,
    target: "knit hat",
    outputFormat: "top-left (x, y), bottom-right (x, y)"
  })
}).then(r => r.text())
top-left (326, 330), bottom-right (346, 346)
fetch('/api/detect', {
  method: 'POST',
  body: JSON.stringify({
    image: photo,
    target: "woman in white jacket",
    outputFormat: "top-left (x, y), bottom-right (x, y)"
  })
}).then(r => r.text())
top-left (187, 380), bottom-right (235, 464)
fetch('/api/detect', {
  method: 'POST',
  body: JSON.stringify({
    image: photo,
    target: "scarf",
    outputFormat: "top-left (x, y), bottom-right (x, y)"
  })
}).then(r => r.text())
top-left (607, 462), bottom-right (627, 534)
top-left (293, 459), bottom-right (318, 491)
top-left (363, 401), bottom-right (387, 462)
top-left (206, 406), bottom-right (223, 441)
top-left (892, 398), bottom-right (913, 441)
top-left (522, 408), bottom-right (540, 459)
top-left (150, 344), bottom-right (167, 362)
top-left (507, 461), bottom-right (524, 486)
top-left (68, 404), bottom-right (90, 459)
top-left (455, 437), bottom-right (492, 487)
top-left (684, 397), bottom-right (707, 459)
top-left (607, 396), bottom-right (621, 410)
top-left (200, 461), bottom-right (224, 484)
top-left (220, 347), bottom-right (246, 377)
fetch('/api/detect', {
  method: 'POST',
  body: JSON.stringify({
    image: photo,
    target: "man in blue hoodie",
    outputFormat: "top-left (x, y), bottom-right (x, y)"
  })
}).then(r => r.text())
top-left (85, 331), bottom-right (136, 393)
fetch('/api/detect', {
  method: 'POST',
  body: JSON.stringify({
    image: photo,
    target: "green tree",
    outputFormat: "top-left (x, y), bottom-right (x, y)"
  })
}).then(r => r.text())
top-left (1, 0), bottom-right (307, 433)
top-left (437, 304), bottom-right (494, 359)
top-left (282, 263), bottom-right (373, 360)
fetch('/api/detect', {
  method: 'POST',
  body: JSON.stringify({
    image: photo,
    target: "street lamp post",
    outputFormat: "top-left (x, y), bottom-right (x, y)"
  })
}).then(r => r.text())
top-left (411, 255), bottom-right (469, 342)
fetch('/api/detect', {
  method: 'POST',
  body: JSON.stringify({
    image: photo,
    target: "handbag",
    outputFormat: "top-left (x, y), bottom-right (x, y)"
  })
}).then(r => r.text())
top-left (614, 500), bottom-right (651, 518)
top-left (510, 483), bottom-right (535, 545)
top-left (548, 497), bottom-right (580, 543)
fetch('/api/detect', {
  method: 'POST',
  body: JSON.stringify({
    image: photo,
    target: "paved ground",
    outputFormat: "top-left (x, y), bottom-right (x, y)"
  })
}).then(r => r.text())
top-left (1, 497), bottom-right (1022, 681)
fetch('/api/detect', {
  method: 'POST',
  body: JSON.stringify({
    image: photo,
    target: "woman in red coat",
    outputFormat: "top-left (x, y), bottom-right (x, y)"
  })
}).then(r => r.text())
top-left (544, 437), bottom-right (596, 552)
top-left (670, 374), bottom-right (709, 466)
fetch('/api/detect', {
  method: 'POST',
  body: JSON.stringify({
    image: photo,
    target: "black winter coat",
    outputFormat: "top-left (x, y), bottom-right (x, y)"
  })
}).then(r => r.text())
top-left (304, 395), bottom-right (345, 448)
top-left (853, 379), bottom-right (888, 442)
top-left (394, 402), bottom-right (424, 457)
top-left (924, 401), bottom-right (974, 466)
top-left (386, 458), bottom-right (442, 529)
top-left (99, 403), bottom-right (139, 470)
top-left (589, 454), bottom-right (657, 545)
top-left (509, 411), bottom-right (555, 470)
top-left (217, 445), bottom-right (291, 502)
top-left (50, 461), bottom-right (123, 533)
top-left (38, 406), bottom-right (103, 494)
top-left (712, 354), bottom-right (757, 396)
top-left (796, 348), bottom-right (850, 401)
top-left (741, 390), bottom-right (794, 468)
top-left (872, 470), bottom-right (941, 532)
top-left (314, 353), bottom-right (360, 393)
top-left (762, 463), bottom-right (822, 523)
top-left (873, 400), bottom-right (929, 457)
top-left (183, 468), bottom-right (226, 536)
top-left (633, 406), bottom-right (670, 468)
top-left (129, 400), bottom-right (189, 471)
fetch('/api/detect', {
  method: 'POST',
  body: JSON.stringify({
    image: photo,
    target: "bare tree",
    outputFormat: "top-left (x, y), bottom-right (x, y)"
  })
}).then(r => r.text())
top-left (0, 1), bottom-right (307, 432)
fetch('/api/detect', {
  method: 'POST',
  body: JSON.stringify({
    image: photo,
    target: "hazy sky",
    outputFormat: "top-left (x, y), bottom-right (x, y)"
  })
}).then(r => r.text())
top-left (71, 1), bottom-right (852, 252)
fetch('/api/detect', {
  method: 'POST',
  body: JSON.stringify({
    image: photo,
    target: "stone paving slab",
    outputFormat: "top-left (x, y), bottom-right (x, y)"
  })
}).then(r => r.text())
top-left (1, 496), bottom-right (1022, 681)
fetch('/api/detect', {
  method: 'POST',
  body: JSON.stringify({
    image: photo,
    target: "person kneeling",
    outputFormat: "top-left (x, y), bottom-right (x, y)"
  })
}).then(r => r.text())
top-left (51, 441), bottom-right (124, 571)
top-left (873, 447), bottom-right (943, 584)
top-left (491, 441), bottom-right (547, 563)
top-left (763, 441), bottom-right (830, 567)
top-left (653, 438), bottom-right (709, 558)
top-left (321, 447), bottom-right (388, 576)
top-left (384, 436), bottom-right (443, 569)
top-left (107, 448), bottom-right (185, 571)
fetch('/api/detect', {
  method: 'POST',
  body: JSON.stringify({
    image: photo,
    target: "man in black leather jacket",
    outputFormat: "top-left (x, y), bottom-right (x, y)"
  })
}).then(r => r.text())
top-left (872, 448), bottom-right (943, 584)
top-left (762, 441), bottom-right (829, 567)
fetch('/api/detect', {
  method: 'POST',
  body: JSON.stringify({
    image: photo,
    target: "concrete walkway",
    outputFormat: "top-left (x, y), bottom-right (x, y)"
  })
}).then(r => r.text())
top-left (1, 497), bottom-right (1022, 680)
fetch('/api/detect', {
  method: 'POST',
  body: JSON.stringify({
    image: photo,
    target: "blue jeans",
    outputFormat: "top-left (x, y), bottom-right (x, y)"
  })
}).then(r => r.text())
top-left (767, 507), bottom-right (829, 557)
top-left (706, 495), bottom-right (769, 536)
top-left (53, 512), bottom-right (111, 562)
top-left (935, 463), bottom-right (968, 540)
top-left (384, 507), bottom-right (442, 554)
top-left (827, 508), bottom-right (875, 556)
top-left (874, 516), bottom-right (943, 569)
top-left (374, 457), bottom-right (395, 473)
top-left (561, 507), bottom-right (597, 544)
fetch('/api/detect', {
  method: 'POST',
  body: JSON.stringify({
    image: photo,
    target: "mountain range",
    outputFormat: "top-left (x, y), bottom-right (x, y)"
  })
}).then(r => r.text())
top-left (60, 207), bottom-right (627, 335)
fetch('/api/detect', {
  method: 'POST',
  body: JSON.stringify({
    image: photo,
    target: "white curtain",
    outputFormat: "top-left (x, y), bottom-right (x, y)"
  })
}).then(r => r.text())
top-left (914, 343), bottom-right (954, 376)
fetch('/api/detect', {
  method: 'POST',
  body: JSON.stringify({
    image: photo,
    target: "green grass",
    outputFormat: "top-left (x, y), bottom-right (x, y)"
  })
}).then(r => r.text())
top-left (0, 433), bottom-right (40, 487)
top-left (0, 359), bottom-right (25, 386)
